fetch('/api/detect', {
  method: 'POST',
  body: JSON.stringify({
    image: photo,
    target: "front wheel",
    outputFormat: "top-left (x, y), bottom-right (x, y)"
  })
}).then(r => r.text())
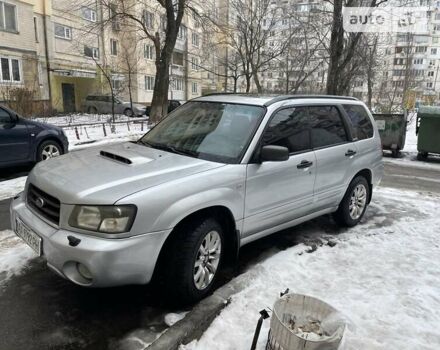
top-left (163, 218), bottom-right (224, 303)
top-left (124, 108), bottom-right (134, 117)
top-left (37, 140), bottom-right (63, 162)
top-left (333, 176), bottom-right (370, 227)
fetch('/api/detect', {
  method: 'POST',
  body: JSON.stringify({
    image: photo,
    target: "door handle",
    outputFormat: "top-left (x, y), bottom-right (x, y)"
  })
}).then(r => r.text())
top-left (345, 149), bottom-right (357, 157)
top-left (297, 160), bottom-right (313, 169)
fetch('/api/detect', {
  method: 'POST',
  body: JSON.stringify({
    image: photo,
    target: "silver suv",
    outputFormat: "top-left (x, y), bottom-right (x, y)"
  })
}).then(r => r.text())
top-left (10, 95), bottom-right (383, 302)
top-left (83, 95), bottom-right (147, 117)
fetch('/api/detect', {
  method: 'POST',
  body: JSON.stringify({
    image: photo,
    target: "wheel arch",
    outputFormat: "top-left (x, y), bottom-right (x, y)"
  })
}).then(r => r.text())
top-left (33, 134), bottom-right (65, 161)
top-left (153, 205), bottom-right (240, 281)
top-left (352, 168), bottom-right (373, 203)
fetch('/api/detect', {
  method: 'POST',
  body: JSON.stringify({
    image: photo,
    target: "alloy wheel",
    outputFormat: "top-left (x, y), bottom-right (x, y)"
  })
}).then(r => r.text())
top-left (193, 230), bottom-right (222, 290)
top-left (349, 184), bottom-right (367, 220)
top-left (41, 144), bottom-right (61, 160)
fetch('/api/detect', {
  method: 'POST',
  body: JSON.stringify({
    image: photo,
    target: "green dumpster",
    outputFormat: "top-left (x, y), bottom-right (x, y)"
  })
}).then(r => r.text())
top-left (372, 112), bottom-right (407, 157)
top-left (416, 106), bottom-right (440, 160)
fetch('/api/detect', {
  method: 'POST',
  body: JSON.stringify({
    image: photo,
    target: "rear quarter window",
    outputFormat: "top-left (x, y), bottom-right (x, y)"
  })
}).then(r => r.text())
top-left (342, 104), bottom-right (374, 140)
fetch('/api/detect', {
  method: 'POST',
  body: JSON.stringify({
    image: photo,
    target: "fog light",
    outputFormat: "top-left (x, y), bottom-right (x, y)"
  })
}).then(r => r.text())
top-left (77, 263), bottom-right (93, 280)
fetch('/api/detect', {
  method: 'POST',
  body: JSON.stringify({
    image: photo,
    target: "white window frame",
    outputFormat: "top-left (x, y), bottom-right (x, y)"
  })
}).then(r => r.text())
top-left (110, 39), bottom-right (118, 55)
top-left (143, 10), bottom-right (154, 29)
top-left (54, 23), bottom-right (72, 40)
top-left (144, 44), bottom-right (154, 60)
top-left (0, 1), bottom-right (18, 32)
top-left (82, 7), bottom-right (97, 22)
top-left (191, 57), bottom-right (198, 70)
top-left (173, 78), bottom-right (183, 91)
top-left (84, 46), bottom-right (99, 59)
top-left (192, 32), bottom-right (199, 47)
top-left (145, 75), bottom-right (155, 90)
top-left (192, 82), bottom-right (198, 94)
top-left (0, 57), bottom-right (22, 83)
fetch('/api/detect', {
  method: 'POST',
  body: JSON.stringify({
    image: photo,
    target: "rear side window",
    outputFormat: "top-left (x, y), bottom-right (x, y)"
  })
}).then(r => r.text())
top-left (263, 107), bottom-right (310, 154)
top-left (309, 106), bottom-right (347, 148)
top-left (342, 104), bottom-right (374, 140)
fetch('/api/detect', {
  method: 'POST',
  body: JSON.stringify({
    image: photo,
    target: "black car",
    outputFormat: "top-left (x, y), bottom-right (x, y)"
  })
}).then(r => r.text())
top-left (0, 105), bottom-right (69, 168)
top-left (145, 100), bottom-right (181, 116)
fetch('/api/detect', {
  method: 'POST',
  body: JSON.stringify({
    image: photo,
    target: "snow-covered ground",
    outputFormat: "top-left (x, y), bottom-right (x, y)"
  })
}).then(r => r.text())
top-left (183, 187), bottom-right (440, 350)
top-left (35, 113), bottom-right (135, 126)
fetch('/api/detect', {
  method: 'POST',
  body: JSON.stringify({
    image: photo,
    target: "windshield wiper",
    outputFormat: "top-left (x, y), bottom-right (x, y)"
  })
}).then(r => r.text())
top-left (138, 140), bottom-right (197, 158)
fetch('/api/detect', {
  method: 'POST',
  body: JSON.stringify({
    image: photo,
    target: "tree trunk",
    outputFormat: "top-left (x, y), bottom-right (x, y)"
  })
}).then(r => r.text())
top-left (253, 70), bottom-right (262, 93)
top-left (128, 69), bottom-right (133, 112)
top-left (326, 0), bottom-right (344, 95)
top-left (245, 74), bottom-right (251, 93)
top-left (233, 77), bottom-right (238, 92)
top-left (150, 56), bottom-right (170, 123)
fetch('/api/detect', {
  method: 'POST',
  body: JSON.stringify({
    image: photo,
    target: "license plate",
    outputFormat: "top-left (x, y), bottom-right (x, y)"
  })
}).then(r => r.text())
top-left (15, 218), bottom-right (42, 256)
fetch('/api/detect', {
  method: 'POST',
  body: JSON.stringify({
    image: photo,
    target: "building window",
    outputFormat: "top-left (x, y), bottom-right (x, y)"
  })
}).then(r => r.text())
top-left (110, 39), bottom-right (118, 55)
top-left (82, 7), bottom-right (97, 22)
top-left (428, 71), bottom-right (434, 77)
top-left (54, 23), bottom-right (72, 40)
top-left (414, 58), bottom-right (423, 64)
top-left (33, 17), bottom-right (38, 42)
top-left (192, 32), bottom-right (199, 47)
top-left (432, 48), bottom-right (438, 55)
top-left (84, 46), bottom-right (99, 59)
top-left (145, 75), bottom-right (154, 90)
top-left (143, 10), bottom-right (154, 29)
top-left (0, 57), bottom-right (21, 82)
top-left (172, 52), bottom-right (184, 66)
top-left (144, 44), bottom-right (154, 60)
top-left (0, 1), bottom-right (17, 32)
top-left (192, 82), bottom-right (198, 94)
top-left (427, 82), bottom-right (433, 88)
top-left (110, 3), bottom-right (120, 31)
top-left (173, 78), bottom-right (183, 91)
top-left (177, 25), bottom-right (187, 40)
top-left (191, 57), bottom-right (198, 70)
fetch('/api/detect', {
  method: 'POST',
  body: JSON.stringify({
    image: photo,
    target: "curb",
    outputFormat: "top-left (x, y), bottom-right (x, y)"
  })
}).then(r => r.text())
top-left (146, 274), bottom-right (251, 350)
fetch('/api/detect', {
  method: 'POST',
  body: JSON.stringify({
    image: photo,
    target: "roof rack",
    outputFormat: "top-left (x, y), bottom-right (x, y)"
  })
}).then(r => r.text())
top-left (264, 95), bottom-right (358, 106)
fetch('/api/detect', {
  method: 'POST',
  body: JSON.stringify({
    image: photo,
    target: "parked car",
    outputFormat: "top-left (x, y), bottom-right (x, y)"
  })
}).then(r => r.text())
top-left (0, 105), bottom-right (68, 168)
top-left (83, 95), bottom-right (147, 117)
top-left (11, 95), bottom-right (383, 303)
top-left (145, 99), bottom-right (181, 116)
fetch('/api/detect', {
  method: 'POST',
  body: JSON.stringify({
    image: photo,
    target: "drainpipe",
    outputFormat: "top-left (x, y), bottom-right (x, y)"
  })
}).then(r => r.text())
top-left (42, 0), bottom-right (52, 111)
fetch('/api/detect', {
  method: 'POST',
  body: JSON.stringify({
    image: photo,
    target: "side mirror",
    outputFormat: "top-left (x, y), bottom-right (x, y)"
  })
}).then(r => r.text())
top-left (11, 113), bottom-right (19, 123)
top-left (260, 145), bottom-right (289, 162)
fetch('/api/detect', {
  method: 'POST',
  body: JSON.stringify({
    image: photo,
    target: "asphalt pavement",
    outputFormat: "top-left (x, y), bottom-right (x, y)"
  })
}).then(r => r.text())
top-left (0, 158), bottom-right (439, 350)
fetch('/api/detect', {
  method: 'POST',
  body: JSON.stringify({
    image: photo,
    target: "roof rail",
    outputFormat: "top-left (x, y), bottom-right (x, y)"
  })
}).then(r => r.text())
top-left (264, 95), bottom-right (358, 106)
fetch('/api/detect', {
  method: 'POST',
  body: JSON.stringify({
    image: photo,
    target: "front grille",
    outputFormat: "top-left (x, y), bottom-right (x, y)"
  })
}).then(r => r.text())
top-left (27, 184), bottom-right (61, 225)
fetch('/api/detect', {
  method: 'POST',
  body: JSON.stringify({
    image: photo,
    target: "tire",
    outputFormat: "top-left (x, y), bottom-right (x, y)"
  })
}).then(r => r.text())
top-left (417, 152), bottom-right (428, 161)
top-left (391, 149), bottom-right (399, 158)
top-left (333, 176), bottom-right (370, 227)
top-left (124, 108), bottom-right (134, 117)
top-left (88, 106), bottom-right (97, 114)
top-left (37, 140), bottom-right (63, 162)
top-left (163, 217), bottom-right (224, 304)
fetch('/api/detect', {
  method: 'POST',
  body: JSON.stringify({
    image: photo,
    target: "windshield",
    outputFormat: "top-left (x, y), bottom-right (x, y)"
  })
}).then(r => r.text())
top-left (139, 101), bottom-right (265, 164)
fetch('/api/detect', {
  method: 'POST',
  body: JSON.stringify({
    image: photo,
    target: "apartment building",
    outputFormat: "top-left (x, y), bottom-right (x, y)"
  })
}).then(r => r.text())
top-left (0, 0), bottom-right (50, 108)
top-left (0, 0), bottom-right (205, 114)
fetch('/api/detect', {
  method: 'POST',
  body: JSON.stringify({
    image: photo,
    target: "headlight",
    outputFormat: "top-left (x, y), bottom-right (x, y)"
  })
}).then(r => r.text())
top-left (69, 205), bottom-right (137, 233)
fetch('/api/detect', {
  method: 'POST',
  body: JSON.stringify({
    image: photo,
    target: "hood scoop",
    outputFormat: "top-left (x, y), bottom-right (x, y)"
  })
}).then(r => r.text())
top-left (100, 150), bottom-right (132, 164)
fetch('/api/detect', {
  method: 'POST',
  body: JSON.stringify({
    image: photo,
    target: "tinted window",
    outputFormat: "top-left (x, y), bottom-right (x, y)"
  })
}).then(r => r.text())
top-left (263, 107), bottom-right (310, 153)
top-left (0, 108), bottom-right (11, 124)
top-left (309, 106), bottom-right (347, 148)
top-left (342, 104), bottom-right (374, 140)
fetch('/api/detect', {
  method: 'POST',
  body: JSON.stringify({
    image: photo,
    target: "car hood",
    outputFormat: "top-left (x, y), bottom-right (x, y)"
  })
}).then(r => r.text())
top-left (27, 142), bottom-right (225, 204)
top-left (26, 118), bottom-right (63, 131)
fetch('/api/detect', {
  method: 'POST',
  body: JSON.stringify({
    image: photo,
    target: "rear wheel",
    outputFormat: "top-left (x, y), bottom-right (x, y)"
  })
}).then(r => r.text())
top-left (417, 152), bottom-right (428, 161)
top-left (124, 108), bottom-right (134, 117)
top-left (163, 217), bottom-right (224, 303)
top-left (88, 106), bottom-right (97, 114)
top-left (37, 140), bottom-right (62, 162)
top-left (333, 176), bottom-right (370, 227)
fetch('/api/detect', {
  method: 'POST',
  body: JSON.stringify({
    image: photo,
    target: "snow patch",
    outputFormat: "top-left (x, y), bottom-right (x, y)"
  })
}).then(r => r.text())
top-left (164, 312), bottom-right (189, 327)
top-left (0, 230), bottom-right (35, 283)
top-left (183, 188), bottom-right (440, 350)
top-left (0, 177), bottom-right (26, 201)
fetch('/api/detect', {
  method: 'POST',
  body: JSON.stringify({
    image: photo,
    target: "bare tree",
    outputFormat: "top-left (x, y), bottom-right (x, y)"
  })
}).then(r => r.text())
top-left (326, 0), bottom-right (388, 95)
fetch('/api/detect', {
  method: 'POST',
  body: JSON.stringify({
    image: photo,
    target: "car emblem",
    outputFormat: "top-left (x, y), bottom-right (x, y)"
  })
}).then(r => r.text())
top-left (36, 197), bottom-right (45, 208)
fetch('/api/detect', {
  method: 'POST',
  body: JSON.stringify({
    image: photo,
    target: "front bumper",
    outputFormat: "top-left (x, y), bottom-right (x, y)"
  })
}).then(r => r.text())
top-left (10, 193), bottom-right (170, 287)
